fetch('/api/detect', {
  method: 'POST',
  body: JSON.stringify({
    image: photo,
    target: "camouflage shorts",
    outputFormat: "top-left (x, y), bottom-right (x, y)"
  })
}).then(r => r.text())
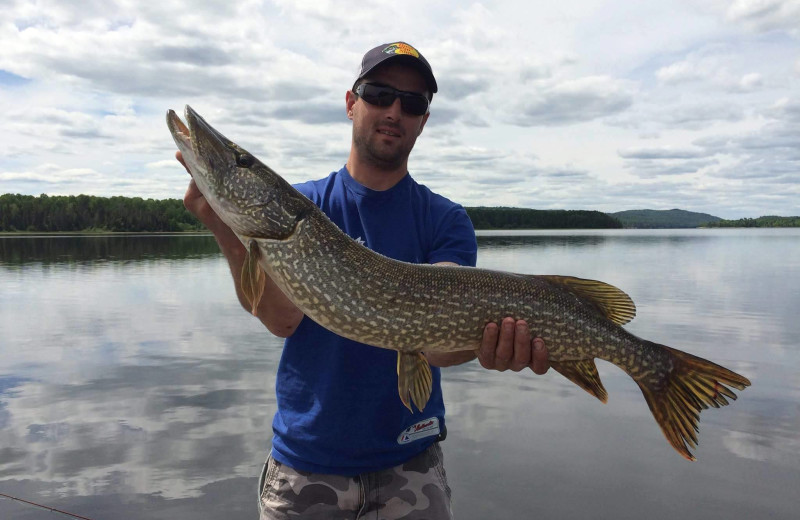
top-left (258, 443), bottom-right (453, 520)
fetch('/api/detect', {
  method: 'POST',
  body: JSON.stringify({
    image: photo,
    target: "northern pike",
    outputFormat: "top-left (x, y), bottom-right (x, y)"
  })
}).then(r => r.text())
top-left (167, 105), bottom-right (750, 461)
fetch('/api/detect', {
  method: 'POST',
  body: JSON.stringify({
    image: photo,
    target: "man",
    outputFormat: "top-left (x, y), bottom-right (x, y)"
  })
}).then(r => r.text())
top-left (178, 42), bottom-right (548, 520)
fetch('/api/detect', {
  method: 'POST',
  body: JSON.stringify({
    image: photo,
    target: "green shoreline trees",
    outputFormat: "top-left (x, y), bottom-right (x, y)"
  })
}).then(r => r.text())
top-left (704, 216), bottom-right (800, 227)
top-left (0, 194), bottom-right (622, 232)
top-left (2, 194), bottom-right (797, 232)
top-left (1, 194), bottom-right (203, 232)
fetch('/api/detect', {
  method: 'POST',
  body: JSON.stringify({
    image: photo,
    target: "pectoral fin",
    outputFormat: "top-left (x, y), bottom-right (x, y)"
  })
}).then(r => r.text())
top-left (397, 352), bottom-right (433, 413)
top-left (550, 359), bottom-right (608, 403)
top-left (241, 239), bottom-right (266, 316)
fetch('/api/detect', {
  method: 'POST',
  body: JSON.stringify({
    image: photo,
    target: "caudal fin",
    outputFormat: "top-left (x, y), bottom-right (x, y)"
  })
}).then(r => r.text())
top-left (636, 343), bottom-right (751, 461)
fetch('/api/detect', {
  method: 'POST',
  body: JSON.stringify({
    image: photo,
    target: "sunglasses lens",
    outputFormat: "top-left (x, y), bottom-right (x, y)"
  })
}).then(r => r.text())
top-left (357, 84), bottom-right (428, 115)
top-left (358, 85), bottom-right (393, 106)
top-left (400, 95), bottom-right (428, 116)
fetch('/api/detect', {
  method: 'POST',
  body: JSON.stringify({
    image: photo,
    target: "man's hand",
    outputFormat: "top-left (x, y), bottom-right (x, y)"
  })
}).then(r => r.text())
top-left (176, 150), bottom-right (304, 336)
top-left (177, 150), bottom-right (247, 276)
top-left (478, 317), bottom-right (549, 374)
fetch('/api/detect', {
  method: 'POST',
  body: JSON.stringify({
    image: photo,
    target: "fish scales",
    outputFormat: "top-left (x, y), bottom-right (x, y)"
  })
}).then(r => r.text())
top-left (167, 105), bottom-right (750, 461)
top-left (260, 213), bottom-right (595, 353)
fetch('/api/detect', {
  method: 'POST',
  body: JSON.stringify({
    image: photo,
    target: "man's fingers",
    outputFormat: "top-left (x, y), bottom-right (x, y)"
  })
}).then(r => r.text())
top-left (478, 322), bottom-right (499, 369)
top-left (176, 151), bottom-right (191, 174)
top-left (511, 321), bottom-right (532, 371)
top-left (479, 319), bottom-right (548, 374)
top-left (493, 317), bottom-right (515, 371)
top-left (183, 178), bottom-right (201, 204)
top-left (530, 336), bottom-right (549, 375)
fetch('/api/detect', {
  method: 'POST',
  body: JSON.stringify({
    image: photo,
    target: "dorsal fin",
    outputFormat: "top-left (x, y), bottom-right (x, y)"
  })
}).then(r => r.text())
top-left (535, 275), bottom-right (636, 326)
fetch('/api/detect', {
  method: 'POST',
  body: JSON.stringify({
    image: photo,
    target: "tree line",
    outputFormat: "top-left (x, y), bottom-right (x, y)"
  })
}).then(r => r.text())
top-left (466, 207), bottom-right (622, 229)
top-left (704, 216), bottom-right (800, 228)
top-left (0, 193), bottom-right (203, 232)
top-left (1, 194), bottom-right (626, 232)
top-left (6, 194), bottom-right (795, 231)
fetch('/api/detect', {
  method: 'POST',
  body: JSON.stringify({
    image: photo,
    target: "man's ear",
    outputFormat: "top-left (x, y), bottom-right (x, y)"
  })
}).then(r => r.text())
top-left (345, 90), bottom-right (357, 120)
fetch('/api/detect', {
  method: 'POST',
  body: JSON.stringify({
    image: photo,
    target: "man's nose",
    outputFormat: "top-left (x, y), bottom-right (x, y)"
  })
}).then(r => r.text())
top-left (384, 97), bottom-right (403, 119)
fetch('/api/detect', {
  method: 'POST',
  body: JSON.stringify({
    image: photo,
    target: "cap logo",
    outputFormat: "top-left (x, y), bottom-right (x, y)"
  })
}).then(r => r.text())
top-left (383, 42), bottom-right (420, 58)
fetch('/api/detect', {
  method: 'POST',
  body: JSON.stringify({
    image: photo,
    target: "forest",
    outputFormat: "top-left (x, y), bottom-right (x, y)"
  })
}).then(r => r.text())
top-left (6, 194), bottom-right (795, 232)
top-left (465, 207), bottom-right (622, 229)
top-left (0, 193), bottom-right (203, 232)
top-left (704, 216), bottom-right (800, 227)
top-left (0, 194), bottom-right (624, 232)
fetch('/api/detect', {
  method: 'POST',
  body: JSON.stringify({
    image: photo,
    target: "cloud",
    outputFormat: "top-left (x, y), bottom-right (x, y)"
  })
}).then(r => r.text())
top-left (0, 1), bottom-right (797, 218)
top-left (737, 72), bottom-right (764, 91)
top-left (508, 76), bottom-right (634, 126)
top-left (614, 102), bottom-right (746, 131)
top-left (438, 76), bottom-right (492, 100)
top-left (146, 44), bottom-right (234, 67)
top-left (268, 101), bottom-right (346, 124)
top-left (656, 61), bottom-right (705, 84)
top-left (0, 164), bottom-right (101, 184)
top-left (769, 97), bottom-right (800, 122)
top-left (618, 146), bottom-right (712, 160)
top-left (624, 159), bottom-right (721, 178)
top-left (145, 160), bottom-right (180, 170)
top-left (726, 0), bottom-right (800, 34)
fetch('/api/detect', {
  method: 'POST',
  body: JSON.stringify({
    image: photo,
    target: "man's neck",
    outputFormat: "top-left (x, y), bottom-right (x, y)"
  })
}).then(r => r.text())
top-left (346, 154), bottom-right (408, 191)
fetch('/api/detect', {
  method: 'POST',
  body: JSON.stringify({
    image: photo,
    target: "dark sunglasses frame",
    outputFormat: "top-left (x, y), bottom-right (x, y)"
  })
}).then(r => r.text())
top-left (354, 83), bottom-right (430, 116)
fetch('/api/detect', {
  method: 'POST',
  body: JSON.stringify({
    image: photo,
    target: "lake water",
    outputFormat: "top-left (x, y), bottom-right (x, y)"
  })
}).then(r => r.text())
top-left (1, 229), bottom-right (798, 519)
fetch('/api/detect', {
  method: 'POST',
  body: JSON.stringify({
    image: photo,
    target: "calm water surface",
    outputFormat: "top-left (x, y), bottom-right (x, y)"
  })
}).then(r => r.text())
top-left (1, 230), bottom-right (798, 519)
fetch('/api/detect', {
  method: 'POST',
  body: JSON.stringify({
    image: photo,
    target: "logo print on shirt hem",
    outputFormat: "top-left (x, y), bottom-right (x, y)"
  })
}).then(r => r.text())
top-left (397, 417), bottom-right (440, 445)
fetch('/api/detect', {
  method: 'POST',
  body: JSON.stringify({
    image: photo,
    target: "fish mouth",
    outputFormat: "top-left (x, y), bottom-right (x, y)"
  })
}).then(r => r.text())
top-left (167, 109), bottom-right (191, 144)
top-left (166, 106), bottom-right (197, 165)
top-left (167, 105), bottom-right (233, 176)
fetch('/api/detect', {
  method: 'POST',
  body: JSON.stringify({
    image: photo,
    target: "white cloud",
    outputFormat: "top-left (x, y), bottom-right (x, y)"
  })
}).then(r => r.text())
top-left (738, 72), bottom-right (764, 90)
top-left (726, 0), bottom-right (800, 34)
top-left (508, 76), bottom-right (635, 126)
top-left (656, 61), bottom-right (705, 84)
top-left (618, 146), bottom-right (713, 160)
top-left (0, 0), bottom-right (797, 217)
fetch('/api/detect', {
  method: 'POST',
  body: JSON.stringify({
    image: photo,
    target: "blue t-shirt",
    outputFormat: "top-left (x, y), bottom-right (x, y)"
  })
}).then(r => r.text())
top-left (270, 165), bottom-right (478, 475)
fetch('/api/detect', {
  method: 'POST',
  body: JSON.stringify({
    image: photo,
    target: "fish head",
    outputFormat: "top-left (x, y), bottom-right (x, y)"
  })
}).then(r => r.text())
top-left (167, 105), bottom-right (310, 240)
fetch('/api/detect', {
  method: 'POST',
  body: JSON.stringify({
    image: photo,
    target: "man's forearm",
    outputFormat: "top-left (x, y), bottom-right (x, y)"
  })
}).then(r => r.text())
top-left (210, 226), bottom-right (303, 338)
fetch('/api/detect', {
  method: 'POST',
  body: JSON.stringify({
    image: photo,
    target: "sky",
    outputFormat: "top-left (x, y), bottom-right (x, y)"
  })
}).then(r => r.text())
top-left (0, 0), bottom-right (798, 219)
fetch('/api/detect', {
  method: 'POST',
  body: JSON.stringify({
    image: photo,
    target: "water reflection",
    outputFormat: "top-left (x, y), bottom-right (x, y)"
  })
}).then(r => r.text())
top-left (1, 230), bottom-right (799, 519)
top-left (0, 234), bottom-right (220, 265)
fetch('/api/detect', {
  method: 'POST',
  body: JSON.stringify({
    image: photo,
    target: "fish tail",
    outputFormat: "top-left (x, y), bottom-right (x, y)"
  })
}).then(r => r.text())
top-left (635, 342), bottom-right (751, 461)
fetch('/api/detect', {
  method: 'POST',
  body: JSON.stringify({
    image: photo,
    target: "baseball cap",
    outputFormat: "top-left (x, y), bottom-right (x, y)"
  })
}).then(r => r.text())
top-left (353, 42), bottom-right (438, 97)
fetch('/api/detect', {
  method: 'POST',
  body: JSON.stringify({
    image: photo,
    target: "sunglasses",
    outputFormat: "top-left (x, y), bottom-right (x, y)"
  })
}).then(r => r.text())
top-left (354, 83), bottom-right (430, 116)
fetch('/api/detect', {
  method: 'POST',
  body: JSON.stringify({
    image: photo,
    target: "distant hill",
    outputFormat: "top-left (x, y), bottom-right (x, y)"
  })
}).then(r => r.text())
top-left (607, 209), bottom-right (721, 228)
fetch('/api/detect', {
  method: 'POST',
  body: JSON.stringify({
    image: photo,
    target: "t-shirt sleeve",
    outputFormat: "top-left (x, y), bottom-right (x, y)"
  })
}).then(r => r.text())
top-left (292, 180), bottom-right (321, 206)
top-left (426, 205), bottom-right (478, 267)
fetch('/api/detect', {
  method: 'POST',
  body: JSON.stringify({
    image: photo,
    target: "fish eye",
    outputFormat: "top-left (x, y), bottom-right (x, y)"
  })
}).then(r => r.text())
top-left (236, 154), bottom-right (254, 168)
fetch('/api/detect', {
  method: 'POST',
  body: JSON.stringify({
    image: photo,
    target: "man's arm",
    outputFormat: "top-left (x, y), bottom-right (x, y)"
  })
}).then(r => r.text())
top-left (179, 152), bottom-right (304, 338)
top-left (423, 263), bottom-right (550, 374)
